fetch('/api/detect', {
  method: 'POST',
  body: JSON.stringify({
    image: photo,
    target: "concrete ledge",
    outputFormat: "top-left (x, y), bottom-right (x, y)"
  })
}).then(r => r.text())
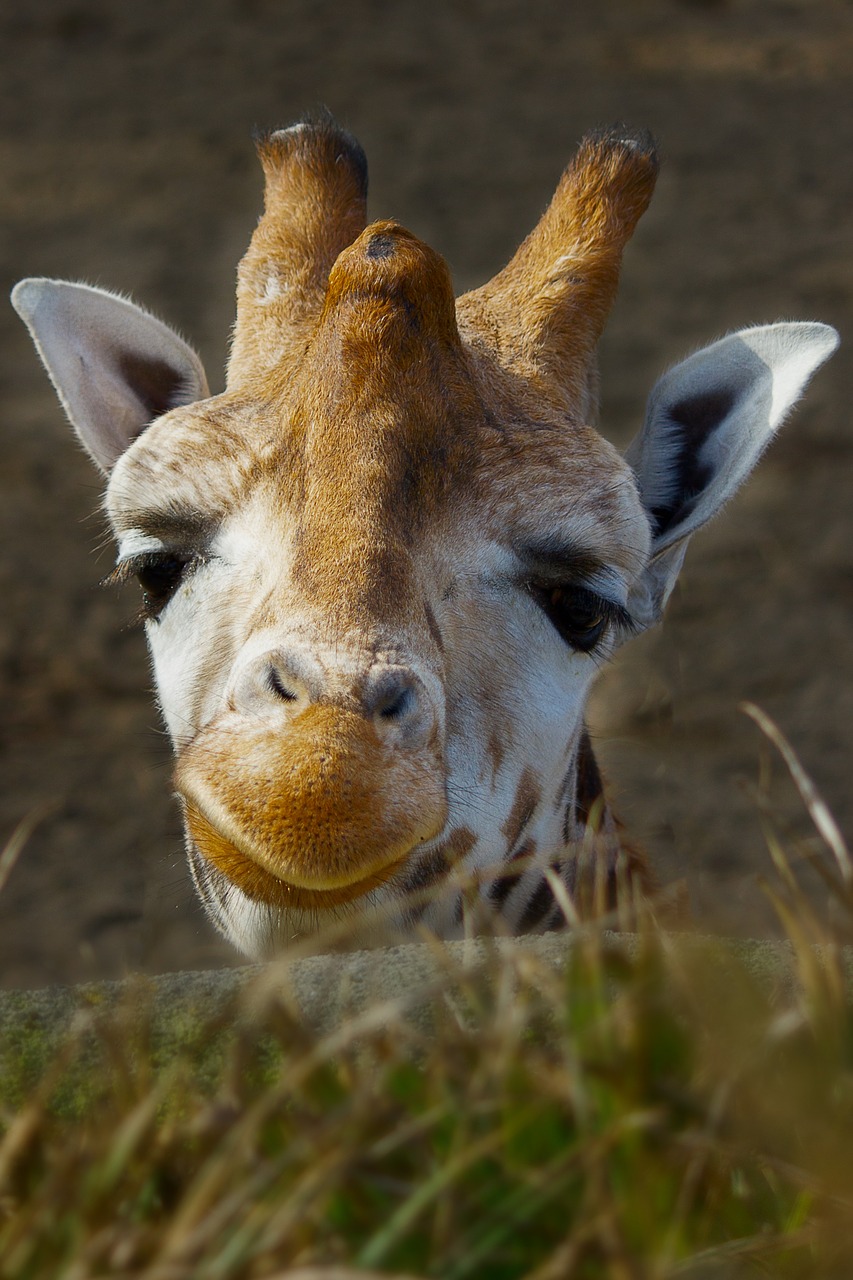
top-left (1, 933), bottom-right (850, 1108)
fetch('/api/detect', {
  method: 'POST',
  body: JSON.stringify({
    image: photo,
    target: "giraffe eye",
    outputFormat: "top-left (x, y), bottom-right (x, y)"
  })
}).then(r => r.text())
top-left (531, 583), bottom-right (609, 652)
top-left (135, 554), bottom-right (190, 617)
top-left (106, 552), bottom-right (194, 621)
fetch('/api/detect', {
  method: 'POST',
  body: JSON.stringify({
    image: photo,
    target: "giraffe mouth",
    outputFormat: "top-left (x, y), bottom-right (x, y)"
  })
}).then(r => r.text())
top-left (184, 801), bottom-right (409, 911)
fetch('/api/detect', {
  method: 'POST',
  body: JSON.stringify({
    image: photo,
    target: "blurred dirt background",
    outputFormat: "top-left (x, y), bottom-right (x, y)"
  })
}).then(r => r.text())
top-left (1, 0), bottom-right (851, 988)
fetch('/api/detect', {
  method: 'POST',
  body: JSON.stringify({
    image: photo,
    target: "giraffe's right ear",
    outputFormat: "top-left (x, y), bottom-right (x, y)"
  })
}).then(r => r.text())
top-left (11, 279), bottom-right (209, 473)
top-left (625, 321), bottom-right (839, 628)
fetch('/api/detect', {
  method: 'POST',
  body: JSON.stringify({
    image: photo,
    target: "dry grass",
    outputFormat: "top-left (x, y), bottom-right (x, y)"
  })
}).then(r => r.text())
top-left (1, 714), bottom-right (852, 1279)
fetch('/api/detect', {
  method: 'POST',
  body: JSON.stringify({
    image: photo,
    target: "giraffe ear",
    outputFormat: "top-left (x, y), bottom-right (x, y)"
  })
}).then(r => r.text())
top-left (11, 278), bottom-right (210, 473)
top-left (625, 321), bottom-right (839, 627)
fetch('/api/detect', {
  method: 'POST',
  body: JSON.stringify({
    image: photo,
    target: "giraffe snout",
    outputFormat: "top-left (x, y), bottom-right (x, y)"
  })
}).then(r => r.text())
top-left (233, 647), bottom-right (440, 752)
top-left (174, 659), bottom-right (447, 911)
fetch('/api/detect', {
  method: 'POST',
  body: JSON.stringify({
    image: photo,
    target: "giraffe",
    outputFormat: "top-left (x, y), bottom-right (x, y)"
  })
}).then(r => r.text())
top-left (11, 115), bottom-right (838, 957)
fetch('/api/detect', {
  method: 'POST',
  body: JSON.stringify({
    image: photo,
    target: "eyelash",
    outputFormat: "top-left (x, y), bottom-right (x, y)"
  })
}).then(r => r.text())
top-left (104, 555), bottom-right (630, 647)
top-left (106, 552), bottom-right (198, 622)
top-left (528, 581), bottom-right (634, 653)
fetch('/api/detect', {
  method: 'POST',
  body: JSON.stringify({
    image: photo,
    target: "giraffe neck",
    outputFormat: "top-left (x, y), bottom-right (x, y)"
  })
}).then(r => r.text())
top-left (445, 729), bottom-right (635, 935)
top-left (500, 728), bottom-right (626, 933)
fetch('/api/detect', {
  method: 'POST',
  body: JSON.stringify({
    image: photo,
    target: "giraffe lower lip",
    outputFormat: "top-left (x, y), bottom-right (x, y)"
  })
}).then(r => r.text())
top-left (221, 856), bottom-right (403, 910)
top-left (185, 803), bottom-right (406, 910)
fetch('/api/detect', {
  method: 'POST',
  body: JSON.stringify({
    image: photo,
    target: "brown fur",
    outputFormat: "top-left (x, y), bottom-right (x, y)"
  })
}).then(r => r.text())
top-left (489, 838), bottom-right (538, 908)
top-left (518, 869), bottom-right (561, 932)
top-left (567, 727), bottom-right (606, 844)
top-left (501, 766), bottom-right (542, 851)
top-left (398, 826), bottom-right (477, 911)
top-left (285, 222), bottom-right (479, 627)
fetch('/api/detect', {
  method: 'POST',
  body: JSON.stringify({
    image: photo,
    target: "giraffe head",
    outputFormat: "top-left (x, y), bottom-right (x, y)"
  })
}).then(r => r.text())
top-left (12, 116), bottom-right (837, 955)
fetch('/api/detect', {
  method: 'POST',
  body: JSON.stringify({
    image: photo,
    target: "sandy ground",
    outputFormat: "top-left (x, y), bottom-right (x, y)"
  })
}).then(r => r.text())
top-left (1, 0), bottom-right (852, 989)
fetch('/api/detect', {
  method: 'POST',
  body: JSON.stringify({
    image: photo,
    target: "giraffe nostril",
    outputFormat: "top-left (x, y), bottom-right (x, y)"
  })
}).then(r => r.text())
top-left (267, 669), bottom-right (297, 702)
top-left (377, 686), bottom-right (415, 721)
top-left (368, 670), bottom-right (423, 726)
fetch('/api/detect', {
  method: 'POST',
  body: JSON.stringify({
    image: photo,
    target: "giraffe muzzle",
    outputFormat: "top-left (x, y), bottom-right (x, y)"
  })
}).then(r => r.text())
top-left (174, 704), bottom-right (447, 910)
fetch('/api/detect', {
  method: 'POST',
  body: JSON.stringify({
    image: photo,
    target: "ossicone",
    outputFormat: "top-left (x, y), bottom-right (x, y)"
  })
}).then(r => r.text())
top-left (229, 113), bottom-right (369, 386)
top-left (456, 125), bottom-right (660, 419)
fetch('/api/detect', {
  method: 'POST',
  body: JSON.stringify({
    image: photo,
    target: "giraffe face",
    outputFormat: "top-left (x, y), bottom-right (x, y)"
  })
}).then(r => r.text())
top-left (105, 256), bottom-right (650, 953)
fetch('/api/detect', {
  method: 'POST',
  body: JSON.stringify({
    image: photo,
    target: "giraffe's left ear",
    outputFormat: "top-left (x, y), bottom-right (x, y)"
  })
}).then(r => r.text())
top-left (625, 321), bottom-right (839, 627)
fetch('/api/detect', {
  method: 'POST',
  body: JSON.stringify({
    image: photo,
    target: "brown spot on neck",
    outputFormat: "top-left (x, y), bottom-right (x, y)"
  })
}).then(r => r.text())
top-left (487, 730), bottom-right (506, 779)
top-left (574, 729), bottom-right (604, 830)
top-left (517, 868), bottom-right (561, 932)
top-left (399, 826), bottom-right (476, 923)
top-left (489, 837), bottom-right (537, 908)
top-left (501, 767), bottom-right (541, 851)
